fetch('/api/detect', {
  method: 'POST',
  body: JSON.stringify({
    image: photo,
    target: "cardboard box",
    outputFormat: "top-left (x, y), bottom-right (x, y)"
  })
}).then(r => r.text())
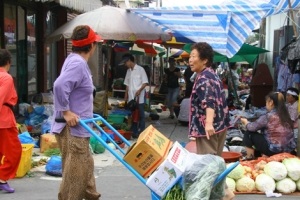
top-left (123, 125), bottom-right (173, 178)
top-left (40, 133), bottom-right (59, 153)
top-left (146, 141), bottom-right (189, 197)
top-left (18, 124), bottom-right (28, 133)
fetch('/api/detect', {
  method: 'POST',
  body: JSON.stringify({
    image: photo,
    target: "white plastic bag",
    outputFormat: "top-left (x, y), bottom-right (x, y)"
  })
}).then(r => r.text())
top-left (183, 153), bottom-right (226, 200)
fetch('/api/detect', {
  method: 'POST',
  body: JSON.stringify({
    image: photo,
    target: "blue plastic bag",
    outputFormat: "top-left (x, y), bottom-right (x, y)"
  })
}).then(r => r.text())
top-left (45, 156), bottom-right (62, 177)
top-left (18, 131), bottom-right (35, 144)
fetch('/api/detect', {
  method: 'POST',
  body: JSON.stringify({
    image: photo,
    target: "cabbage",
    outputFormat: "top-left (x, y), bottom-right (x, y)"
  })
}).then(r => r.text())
top-left (276, 178), bottom-right (296, 193)
top-left (226, 177), bottom-right (236, 192)
top-left (236, 176), bottom-right (255, 192)
top-left (264, 161), bottom-right (287, 181)
top-left (296, 179), bottom-right (300, 191)
top-left (282, 158), bottom-right (300, 181)
top-left (227, 163), bottom-right (245, 180)
top-left (255, 173), bottom-right (276, 192)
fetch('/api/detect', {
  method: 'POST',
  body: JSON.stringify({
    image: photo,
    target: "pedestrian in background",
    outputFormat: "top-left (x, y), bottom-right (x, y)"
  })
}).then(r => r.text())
top-left (285, 87), bottom-right (299, 140)
top-left (183, 59), bottom-right (194, 97)
top-left (164, 57), bottom-right (181, 119)
top-left (51, 25), bottom-right (101, 200)
top-left (120, 53), bottom-right (148, 139)
top-left (0, 49), bottom-right (22, 193)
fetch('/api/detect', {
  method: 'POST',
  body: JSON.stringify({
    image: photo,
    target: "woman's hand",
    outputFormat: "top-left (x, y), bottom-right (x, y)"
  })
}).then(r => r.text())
top-left (205, 122), bottom-right (215, 140)
top-left (240, 117), bottom-right (248, 125)
top-left (63, 110), bottom-right (79, 127)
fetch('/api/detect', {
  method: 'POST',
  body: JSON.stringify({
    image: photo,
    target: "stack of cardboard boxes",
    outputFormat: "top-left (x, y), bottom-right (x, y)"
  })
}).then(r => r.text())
top-left (123, 125), bottom-right (188, 197)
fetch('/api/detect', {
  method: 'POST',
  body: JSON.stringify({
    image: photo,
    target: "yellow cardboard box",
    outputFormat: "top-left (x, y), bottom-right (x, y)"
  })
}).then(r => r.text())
top-left (40, 133), bottom-right (59, 153)
top-left (123, 125), bottom-right (173, 178)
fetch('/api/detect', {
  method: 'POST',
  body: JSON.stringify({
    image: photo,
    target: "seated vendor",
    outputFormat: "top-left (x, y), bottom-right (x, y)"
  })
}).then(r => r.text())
top-left (173, 90), bottom-right (191, 126)
top-left (285, 87), bottom-right (299, 128)
top-left (240, 92), bottom-right (296, 160)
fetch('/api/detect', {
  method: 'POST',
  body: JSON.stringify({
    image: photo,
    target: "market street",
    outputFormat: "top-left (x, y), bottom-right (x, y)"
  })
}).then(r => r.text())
top-left (1, 110), bottom-right (300, 200)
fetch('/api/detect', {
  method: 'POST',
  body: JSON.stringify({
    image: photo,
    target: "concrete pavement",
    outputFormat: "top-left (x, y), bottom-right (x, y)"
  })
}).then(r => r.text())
top-left (1, 107), bottom-right (300, 199)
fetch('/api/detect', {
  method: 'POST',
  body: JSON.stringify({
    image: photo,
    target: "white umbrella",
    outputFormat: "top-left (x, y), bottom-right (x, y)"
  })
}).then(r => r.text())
top-left (46, 5), bottom-right (172, 43)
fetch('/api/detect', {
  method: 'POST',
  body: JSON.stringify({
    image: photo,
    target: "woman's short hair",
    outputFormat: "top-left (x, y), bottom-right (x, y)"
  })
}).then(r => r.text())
top-left (191, 42), bottom-right (214, 67)
top-left (0, 49), bottom-right (12, 67)
top-left (71, 25), bottom-right (94, 53)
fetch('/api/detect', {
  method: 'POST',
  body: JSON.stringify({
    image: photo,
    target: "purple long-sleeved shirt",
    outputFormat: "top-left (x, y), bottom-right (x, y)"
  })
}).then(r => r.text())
top-left (51, 53), bottom-right (94, 137)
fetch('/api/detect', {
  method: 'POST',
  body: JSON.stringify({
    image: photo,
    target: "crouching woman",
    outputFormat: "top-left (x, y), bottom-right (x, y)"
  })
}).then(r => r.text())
top-left (240, 92), bottom-right (296, 160)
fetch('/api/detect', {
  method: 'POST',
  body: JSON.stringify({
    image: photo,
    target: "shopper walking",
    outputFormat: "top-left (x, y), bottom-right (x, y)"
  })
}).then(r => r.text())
top-left (0, 49), bottom-right (22, 193)
top-left (120, 53), bottom-right (148, 138)
top-left (51, 25), bottom-right (102, 200)
top-left (164, 57), bottom-right (181, 119)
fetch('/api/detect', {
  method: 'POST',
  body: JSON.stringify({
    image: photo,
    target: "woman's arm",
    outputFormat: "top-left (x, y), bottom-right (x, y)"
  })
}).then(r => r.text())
top-left (241, 114), bottom-right (268, 132)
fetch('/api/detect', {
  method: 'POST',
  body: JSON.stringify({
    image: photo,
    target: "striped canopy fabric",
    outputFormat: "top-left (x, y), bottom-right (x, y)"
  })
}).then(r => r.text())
top-left (130, 0), bottom-right (300, 58)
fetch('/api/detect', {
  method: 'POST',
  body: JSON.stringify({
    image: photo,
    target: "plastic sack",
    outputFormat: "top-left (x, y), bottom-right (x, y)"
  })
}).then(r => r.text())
top-left (90, 136), bottom-right (105, 154)
top-left (183, 153), bottom-right (226, 200)
top-left (126, 99), bottom-right (137, 111)
top-left (18, 131), bottom-right (35, 144)
top-left (45, 156), bottom-right (62, 177)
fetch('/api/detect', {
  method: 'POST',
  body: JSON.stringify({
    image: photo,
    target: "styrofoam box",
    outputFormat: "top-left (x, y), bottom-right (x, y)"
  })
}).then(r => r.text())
top-left (146, 141), bottom-right (189, 197)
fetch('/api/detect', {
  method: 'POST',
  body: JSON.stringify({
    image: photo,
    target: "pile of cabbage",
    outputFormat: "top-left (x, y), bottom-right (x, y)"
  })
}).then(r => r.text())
top-left (226, 156), bottom-right (300, 194)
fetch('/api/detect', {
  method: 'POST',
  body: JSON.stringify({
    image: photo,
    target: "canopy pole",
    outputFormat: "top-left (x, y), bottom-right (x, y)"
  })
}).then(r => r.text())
top-left (288, 0), bottom-right (298, 38)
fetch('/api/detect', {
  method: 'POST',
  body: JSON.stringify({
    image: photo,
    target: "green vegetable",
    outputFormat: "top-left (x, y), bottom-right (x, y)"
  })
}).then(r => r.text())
top-left (226, 177), bottom-right (236, 192)
top-left (43, 148), bottom-right (61, 157)
top-left (264, 161), bottom-right (287, 181)
top-left (276, 178), bottom-right (296, 193)
top-left (255, 173), bottom-right (276, 192)
top-left (227, 163), bottom-right (245, 180)
top-left (236, 176), bottom-right (255, 192)
top-left (282, 157), bottom-right (300, 181)
top-left (162, 184), bottom-right (185, 200)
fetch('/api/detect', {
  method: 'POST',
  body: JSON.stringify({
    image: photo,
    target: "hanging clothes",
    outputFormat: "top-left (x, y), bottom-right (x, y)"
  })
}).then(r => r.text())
top-left (277, 61), bottom-right (293, 92)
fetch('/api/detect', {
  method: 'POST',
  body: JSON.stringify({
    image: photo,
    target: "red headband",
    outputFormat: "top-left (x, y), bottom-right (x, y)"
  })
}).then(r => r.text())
top-left (72, 27), bottom-right (102, 47)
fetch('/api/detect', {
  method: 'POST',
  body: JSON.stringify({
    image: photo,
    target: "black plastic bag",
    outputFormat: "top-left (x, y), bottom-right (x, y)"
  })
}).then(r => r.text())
top-left (126, 98), bottom-right (137, 111)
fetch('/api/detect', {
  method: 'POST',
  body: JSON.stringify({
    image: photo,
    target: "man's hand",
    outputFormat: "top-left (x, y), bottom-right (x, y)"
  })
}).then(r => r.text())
top-left (135, 89), bottom-right (141, 97)
top-left (63, 110), bottom-right (79, 127)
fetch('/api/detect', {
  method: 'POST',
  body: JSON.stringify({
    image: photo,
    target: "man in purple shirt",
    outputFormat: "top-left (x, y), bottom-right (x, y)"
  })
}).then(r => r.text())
top-left (51, 25), bottom-right (102, 200)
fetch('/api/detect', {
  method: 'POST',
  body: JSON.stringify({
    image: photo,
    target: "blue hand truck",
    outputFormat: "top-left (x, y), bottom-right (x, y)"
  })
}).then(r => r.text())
top-left (67, 114), bottom-right (239, 200)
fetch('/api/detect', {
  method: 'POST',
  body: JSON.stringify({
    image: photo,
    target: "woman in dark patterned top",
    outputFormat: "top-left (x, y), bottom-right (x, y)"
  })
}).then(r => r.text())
top-left (241, 92), bottom-right (296, 159)
top-left (189, 42), bottom-right (230, 156)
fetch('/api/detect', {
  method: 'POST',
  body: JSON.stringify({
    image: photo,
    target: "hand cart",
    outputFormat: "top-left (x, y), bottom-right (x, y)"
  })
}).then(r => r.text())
top-left (58, 114), bottom-right (239, 200)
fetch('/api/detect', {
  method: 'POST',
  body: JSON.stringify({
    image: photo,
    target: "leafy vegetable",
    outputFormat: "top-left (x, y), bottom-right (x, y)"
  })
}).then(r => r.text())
top-left (236, 176), bottom-right (255, 192)
top-left (276, 178), bottom-right (296, 193)
top-left (226, 177), bottom-right (236, 192)
top-left (43, 148), bottom-right (61, 157)
top-left (263, 161), bottom-right (287, 181)
top-left (162, 184), bottom-right (185, 200)
top-left (296, 179), bottom-right (300, 191)
top-left (282, 157), bottom-right (300, 181)
top-left (227, 164), bottom-right (245, 180)
top-left (255, 173), bottom-right (276, 192)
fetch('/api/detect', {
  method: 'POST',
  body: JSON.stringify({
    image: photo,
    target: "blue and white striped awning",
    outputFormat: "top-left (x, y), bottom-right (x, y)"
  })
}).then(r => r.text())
top-left (129, 0), bottom-right (300, 58)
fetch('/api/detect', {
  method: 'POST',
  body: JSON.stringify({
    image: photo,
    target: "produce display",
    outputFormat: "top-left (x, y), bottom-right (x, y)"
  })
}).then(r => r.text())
top-left (225, 153), bottom-right (300, 194)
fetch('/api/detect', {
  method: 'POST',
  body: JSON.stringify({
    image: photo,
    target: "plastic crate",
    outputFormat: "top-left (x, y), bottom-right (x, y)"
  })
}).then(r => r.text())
top-left (16, 144), bottom-right (34, 178)
top-left (107, 114), bottom-right (125, 124)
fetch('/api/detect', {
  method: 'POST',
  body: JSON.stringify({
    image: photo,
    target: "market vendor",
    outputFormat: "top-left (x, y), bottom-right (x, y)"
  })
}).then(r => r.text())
top-left (240, 92), bottom-right (296, 160)
top-left (285, 87), bottom-right (299, 127)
